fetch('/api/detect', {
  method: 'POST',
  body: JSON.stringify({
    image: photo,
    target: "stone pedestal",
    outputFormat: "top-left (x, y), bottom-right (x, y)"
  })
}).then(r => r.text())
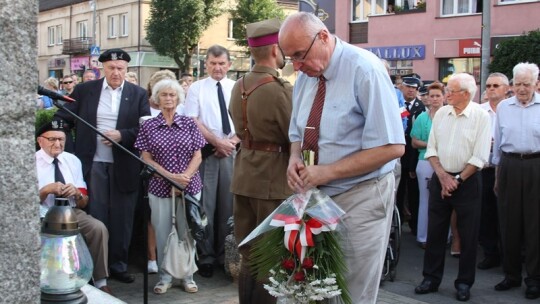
top-left (0, 0), bottom-right (41, 302)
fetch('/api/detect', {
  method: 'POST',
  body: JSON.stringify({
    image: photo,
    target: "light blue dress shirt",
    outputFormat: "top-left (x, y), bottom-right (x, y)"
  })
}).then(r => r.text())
top-left (289, 37), bottom-right (405, 196)
top-left (492, 93), bottom-right (540, 165)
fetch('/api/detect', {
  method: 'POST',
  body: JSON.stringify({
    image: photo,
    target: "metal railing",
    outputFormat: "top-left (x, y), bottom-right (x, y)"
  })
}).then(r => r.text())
top-left (62, 37), bottom-right (95, 55)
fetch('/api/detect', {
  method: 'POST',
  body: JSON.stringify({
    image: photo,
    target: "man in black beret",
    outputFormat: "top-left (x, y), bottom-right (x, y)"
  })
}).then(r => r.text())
top-left (36, 120), bottom-right (112, 294)
top-left (54, 48), bottom-right (150, 283)
top-left (397, 76), bottom-right (425, 237)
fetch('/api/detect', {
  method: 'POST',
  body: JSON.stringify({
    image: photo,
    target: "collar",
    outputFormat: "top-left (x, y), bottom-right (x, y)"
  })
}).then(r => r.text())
top-left (101, 78), bottom-right (125, 91)
top-left (319, 36), bottom-right (343, 82)
top-left (449, 101), bottom-right (474, 117)
top-left (251, 64), bottom-right (279, 77)
top-left (507, 92), bottom-right (540, 107)
top-left (208, 76), bottom-right (229, 86)
top-left (37, 148), bottom-right (62, 164)
top-left (151, 112), bottom-right (182, 128)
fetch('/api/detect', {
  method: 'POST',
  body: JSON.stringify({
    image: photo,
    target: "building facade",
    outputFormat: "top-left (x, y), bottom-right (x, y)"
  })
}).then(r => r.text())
top-left (38, 0), bottom-right (298, 87)
top-left (303, 0), bottom-right (539, 99)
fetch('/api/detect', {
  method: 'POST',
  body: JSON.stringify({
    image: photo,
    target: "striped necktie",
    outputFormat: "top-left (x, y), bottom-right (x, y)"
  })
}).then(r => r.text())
top-left (302, 76), bottom-right (326, 165)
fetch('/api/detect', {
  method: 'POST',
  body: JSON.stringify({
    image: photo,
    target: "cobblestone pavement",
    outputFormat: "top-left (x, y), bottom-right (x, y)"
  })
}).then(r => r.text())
top-left (108, 224), bottom-right (531, 304)
top-left (108, 267), bottom-right (428, 304)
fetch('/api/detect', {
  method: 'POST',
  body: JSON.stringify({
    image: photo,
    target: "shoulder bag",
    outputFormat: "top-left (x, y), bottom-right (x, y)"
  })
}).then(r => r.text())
top-left (161, 189), bottom-right (198, 279)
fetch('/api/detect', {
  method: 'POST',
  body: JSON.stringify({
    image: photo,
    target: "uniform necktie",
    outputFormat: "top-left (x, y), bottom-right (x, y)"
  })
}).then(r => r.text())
top-left (302, 76), bottom-right (326, 165)
top-left (53, 158), bottom-right (65, 184)
top-left (217, 82), bottom-right (231, 135)
top-left (405, 101), bottom-right (411, 111)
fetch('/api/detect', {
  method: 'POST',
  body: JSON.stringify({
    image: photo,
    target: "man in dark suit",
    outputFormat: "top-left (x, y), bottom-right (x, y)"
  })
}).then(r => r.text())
top-left (396, 76), bottom-right (425, 235)
top-left (55, 48), bottom-right (150, 283)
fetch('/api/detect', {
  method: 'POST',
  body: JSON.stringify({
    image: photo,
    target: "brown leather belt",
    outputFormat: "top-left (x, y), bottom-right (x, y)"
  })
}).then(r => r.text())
top-left (503, 151), bottom-right (540, 160)
top-left (241, 139), bottom-right (289, 153)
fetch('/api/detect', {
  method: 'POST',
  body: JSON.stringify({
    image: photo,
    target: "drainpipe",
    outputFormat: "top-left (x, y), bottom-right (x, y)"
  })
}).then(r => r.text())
top-left (480, 0), bottom-right (491, 100)
top-left (137, 0), bottom-right (142, 82)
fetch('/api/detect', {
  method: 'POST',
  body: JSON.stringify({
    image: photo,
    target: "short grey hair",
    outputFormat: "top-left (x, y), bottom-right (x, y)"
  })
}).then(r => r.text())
top-left (449, 73), bottom-right (477, 98)
top-left (150, 79), bottom-right (185, 107)
top-left (487, 72), bottom-right (509, 85)
top-left (280, 12), bottom-right (326, 38)
top-left (513, 62), bottom-right (539, 83)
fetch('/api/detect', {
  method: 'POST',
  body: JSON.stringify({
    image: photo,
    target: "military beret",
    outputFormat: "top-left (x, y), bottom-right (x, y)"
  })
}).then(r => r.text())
top-left (402, 77), bottom-right (422, 88)
top-left (246, 18), bottom-right (281, 47)
top-left (36, 120), bottom-right (68, 137)
top-left (98, 48), bottom-right (131, 63)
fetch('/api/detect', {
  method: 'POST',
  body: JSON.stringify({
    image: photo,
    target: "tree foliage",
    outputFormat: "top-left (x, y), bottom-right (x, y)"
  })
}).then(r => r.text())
top-left (229, 0), bottom-right (285, 50)
top-left (489, 29), bottom-right (540, 79)
top-left (145, 0), bottom-right (223, 73)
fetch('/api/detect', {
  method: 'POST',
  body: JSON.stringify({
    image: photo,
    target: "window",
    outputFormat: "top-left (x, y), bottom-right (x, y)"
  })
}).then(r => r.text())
top-left (438, 58), bottom-right (481, 83)
top-left (441, 0), bottom-right (480, 15)
top-left (48, 26), bottom-right (55, 46)
top-left (352, 0), bottom-right (388, 22)
top-left (120, 14), bottom-right (128, 37)
top-left (227, 19), bottom-right (235, 39)
top-left (108, 15), bottom-right (117, 38)
top-left (55, 25), bottom-right (63, 44)
top-left (77, 21), bottom-right (88, 38)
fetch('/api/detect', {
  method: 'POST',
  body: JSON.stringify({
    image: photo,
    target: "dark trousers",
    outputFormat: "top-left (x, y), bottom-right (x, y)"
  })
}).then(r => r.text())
top-left (396, 159), bottom-right (419, 233)
top-left (479, 167), bottom-right (500, 259)
top-left (498, 155), bottom-right (540, 286)
top-left (422, 171), bottom-right (482, 288)
top-left (234, 195), bottom-right (281, 304)
top-left (88, 162), bottom-right (138, 273)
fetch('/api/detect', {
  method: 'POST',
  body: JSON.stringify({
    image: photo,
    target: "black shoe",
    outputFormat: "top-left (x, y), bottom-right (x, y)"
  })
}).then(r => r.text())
top-left (110, 271), bottom-right (135, 283)
top-left (456, 284), bottom-right (471, 301)
top-left (477, 257), bottom-right (500, 270)
top-left (198, 263), bottom-right (214, 278)
top-left (526, 286), bottom-right (540, 299)
top-left (415, 279), bottom-right (439, 294)
top-left (494, 278), bottom-right (521, 291)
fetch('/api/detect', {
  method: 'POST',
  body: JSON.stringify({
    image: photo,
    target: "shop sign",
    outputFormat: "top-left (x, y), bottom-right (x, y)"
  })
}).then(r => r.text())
top-left (366, 45), bottom-right (425, 60)
top-left (458, 39), bottom-right (481, 57)
top-left (71, 56), bottom-right (90, 71)
top-left (140, 52), bottom-right (177, 68)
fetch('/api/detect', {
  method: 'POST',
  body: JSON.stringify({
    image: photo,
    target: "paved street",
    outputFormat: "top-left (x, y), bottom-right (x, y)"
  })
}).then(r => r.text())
top-left (108, 225), bottom-right (532, 304)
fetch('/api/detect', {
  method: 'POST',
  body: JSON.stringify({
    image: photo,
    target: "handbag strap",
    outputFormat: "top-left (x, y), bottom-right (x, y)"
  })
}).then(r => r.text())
top-left (173, 189), bottom-right (195, 244)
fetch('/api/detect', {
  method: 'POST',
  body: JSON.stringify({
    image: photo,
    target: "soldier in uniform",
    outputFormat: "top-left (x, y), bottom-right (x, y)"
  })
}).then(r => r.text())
top-left (229, 18), bottom-right (293, 304)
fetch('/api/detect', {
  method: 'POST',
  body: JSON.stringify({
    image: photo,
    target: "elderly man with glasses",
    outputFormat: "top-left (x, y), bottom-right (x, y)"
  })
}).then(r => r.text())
top-left (279, 12), bottom-right (405, 304)
top-left (414, 73), bottom-right (491, 302)
top-left (35, 120), bottom-right (112, 294)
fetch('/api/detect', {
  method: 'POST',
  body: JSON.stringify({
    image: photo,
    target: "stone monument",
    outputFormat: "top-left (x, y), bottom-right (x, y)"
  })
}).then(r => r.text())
top-left (0, 0), bottom-right (41, 302)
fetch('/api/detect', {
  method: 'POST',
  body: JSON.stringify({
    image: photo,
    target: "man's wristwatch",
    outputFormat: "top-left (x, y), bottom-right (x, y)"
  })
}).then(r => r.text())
top-left (454, 174), bottom-right (464, 184)
top-left (77, 192), bottom-right (84, 200)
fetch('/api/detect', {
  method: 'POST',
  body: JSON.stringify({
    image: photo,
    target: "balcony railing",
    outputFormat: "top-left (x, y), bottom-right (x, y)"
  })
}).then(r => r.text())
top-left (62, 37), bottom-right (95, 55)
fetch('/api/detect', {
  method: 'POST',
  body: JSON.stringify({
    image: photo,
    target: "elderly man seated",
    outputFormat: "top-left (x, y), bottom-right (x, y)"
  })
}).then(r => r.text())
top-left (36, 120), bottom-right (112, 295)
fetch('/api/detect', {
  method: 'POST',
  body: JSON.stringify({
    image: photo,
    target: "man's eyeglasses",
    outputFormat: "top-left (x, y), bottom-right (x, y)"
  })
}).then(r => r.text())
top-left (287, 31), bottom-right (320, 63)
top-left (63, 81), bottom-right (73, 84)
top-left (486, 84), bottom-right (501, 89)
top-left (445, 88), bottom-right (465, 95)
top-left (40, 136), bottom-right (66, 143)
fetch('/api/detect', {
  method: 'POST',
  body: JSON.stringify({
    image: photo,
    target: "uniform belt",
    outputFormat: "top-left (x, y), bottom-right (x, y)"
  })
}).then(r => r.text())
top-left (503, 151), bottom-right (540, 160)
top-left (241, 139), bottom-right (289, 153)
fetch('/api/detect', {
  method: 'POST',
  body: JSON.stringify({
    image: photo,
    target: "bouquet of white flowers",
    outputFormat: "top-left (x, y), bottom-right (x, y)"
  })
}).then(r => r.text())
top-left (240, 188), bottom-right (351, 304)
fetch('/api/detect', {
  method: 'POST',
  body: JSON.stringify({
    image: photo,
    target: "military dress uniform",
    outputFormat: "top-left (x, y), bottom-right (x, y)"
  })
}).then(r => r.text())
top-left (228, 18), bottom-right (293, 304)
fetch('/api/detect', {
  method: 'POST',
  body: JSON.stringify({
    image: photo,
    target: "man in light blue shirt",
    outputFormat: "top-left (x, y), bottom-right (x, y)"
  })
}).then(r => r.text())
top-left (492, 62), bottom-right (540, 300)
top-left (280, 12), bottom-right (405, 304)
